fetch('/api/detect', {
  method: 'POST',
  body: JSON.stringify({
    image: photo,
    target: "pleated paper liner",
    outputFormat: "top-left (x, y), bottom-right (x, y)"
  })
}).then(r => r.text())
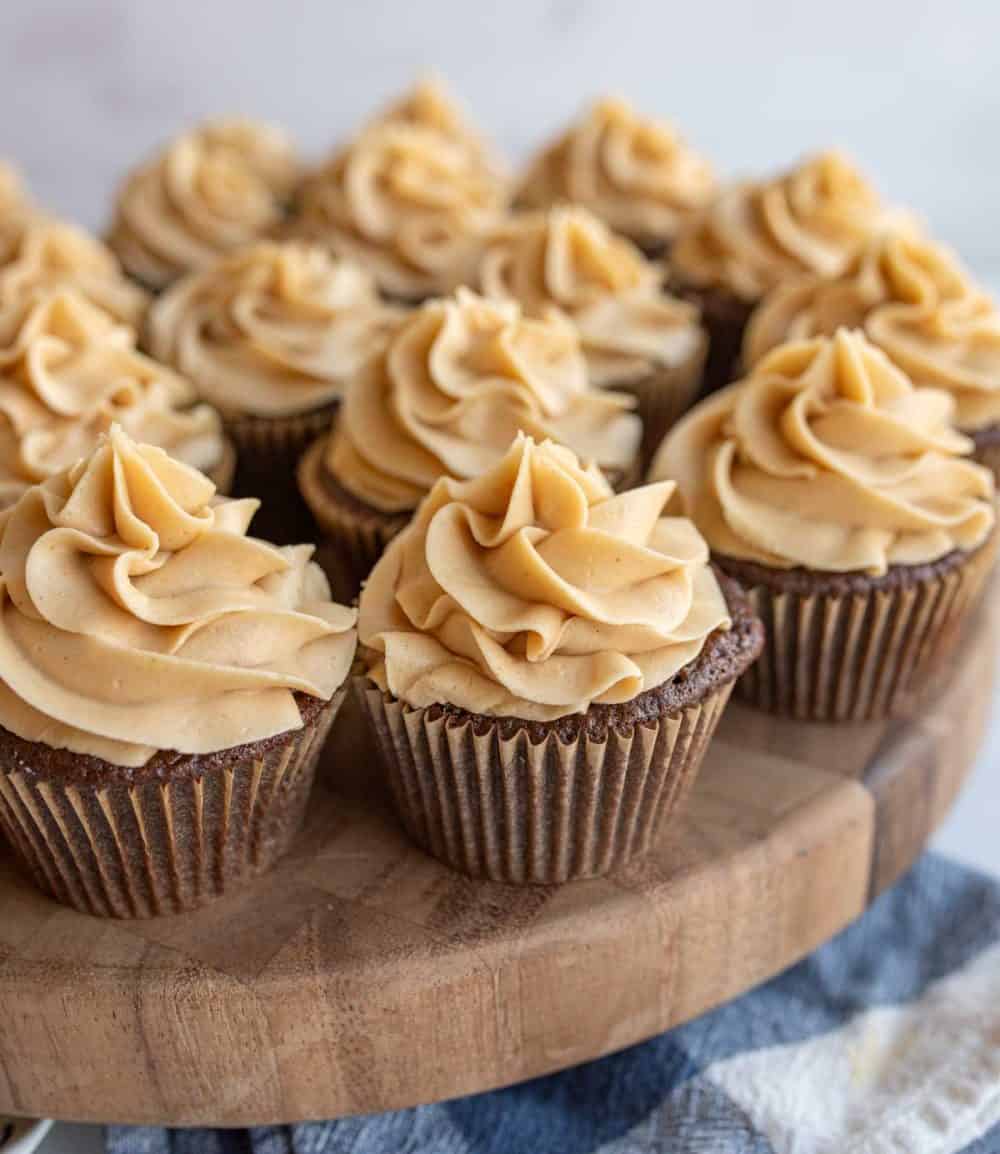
top-left (623, 334), bottom-right (707, 471)
top-left (359, 680), bottom-right (734, 884)
top-left (717, 534), bottom-right (998, 722)
top-left (0, 688), bottom-right (345, 919)
top-left (669, 278), bottom-right (755, 397)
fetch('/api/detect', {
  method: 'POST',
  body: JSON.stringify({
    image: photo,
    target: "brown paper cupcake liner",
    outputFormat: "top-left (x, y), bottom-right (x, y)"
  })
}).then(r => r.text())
top-left (717, 535), bottom-right (997, 721)
top-left (359, 680), bottom-right (733, 884)
top-left (0, 689), bottom-right (345, 918)
top-left (670, 279), bottom-right (755, 396)
top-left (622, 337), bottom-right (707, 471)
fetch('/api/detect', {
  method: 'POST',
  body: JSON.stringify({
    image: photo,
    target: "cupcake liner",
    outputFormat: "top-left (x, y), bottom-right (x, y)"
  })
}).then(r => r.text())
top-left (670, 280), bottom-right (754, 396)
top-left (970, 432), bottom-right (1000, 485)
top-left (720, 536), bottom-right (997, 722)
top-left (0, 689), bottom-right (345, 918)
top-left (359, 680), bottom-right (733, 884)
top-left (622, 338), bottom-right (707, 470)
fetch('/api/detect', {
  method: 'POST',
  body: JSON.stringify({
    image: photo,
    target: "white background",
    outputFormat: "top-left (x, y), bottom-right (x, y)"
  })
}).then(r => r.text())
top-left (0, 3), bottom-right (996, 1147)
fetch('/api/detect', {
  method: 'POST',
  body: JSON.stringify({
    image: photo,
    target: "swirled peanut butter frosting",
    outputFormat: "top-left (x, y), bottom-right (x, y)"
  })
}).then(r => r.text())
top-left (326, 289), bottom-right (641, 513)
top-left (0, 162), bottom-right (31, 230)
top-left (147, 242), bottom-right (402, 418)
top-left (671, 152), bottom-right (902, 301)
top-left (0, 217), bottom-right (148, 329)
top-left (359, 433), bottom-right (730, 718)
top-left (0, 425), bottom-right (356, 766)
top-left (292, 122), bottom-right (507, 300)
top-left (744, 231), bottom-right (1000, 431)
top-left (651, 329), bottom-right (995, 575)
top-left (478, 206), bottom-right (704, 386)
top-left (109, 119), bottom-right (299, 291)
top-left (517, 97), bottom-right (716, 249)
top-left (0, 291), bottom-right (226, 506)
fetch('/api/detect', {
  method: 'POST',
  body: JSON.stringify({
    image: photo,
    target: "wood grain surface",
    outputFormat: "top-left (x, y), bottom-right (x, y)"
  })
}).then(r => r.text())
top-left (0, 586), bottom-right (995, 1127)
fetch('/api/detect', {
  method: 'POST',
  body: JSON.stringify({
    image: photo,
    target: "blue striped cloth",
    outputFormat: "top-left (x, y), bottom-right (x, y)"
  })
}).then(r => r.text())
top-left (108, 854), bottom-right (1000, 1154)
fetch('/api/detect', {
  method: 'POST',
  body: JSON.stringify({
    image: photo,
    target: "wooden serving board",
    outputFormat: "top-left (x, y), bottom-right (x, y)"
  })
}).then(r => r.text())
top-left (0, 587), bottom-right (995, 1128)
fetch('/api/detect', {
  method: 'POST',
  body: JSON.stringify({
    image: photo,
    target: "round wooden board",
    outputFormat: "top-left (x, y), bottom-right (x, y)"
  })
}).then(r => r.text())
top-left (0, 587), bottom-right (995, 1128)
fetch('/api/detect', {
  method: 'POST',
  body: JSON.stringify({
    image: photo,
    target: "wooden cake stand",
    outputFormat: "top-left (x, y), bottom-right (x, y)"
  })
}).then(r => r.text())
top-left (0, 586), bottom-right (995, 1127)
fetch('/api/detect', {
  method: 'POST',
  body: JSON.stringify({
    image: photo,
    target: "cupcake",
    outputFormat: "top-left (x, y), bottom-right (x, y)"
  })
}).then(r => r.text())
top-left (477, 205), bottom-right (707, 465)
top-left (744, 230), bottom-right (1000, 480)
top-left (0, 290), bottom-right (233, 507)
top-left (108, 118), bottom-right (299, 292)
top-left (0, 216), bottom-right (149, 329)
top-left (297, 289), bottom-right (642, 597)
top-left (290, 118), bottom-right (507, 302)
top-left (0, 425), bottom-right (357, 917)
top-left (651, 329), bottom-right (996, 720)
top-left (516, 97), bottom-right (716, 258)
top-left (669, 151), bottom-right (904, 394)
top-left (356, 433), bottom-right (762, 883)
top-left (146, 241), bottom-right (400, 541)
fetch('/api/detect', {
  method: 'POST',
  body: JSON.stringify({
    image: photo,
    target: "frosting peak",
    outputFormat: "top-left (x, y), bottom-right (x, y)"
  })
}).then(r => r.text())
top-left (478, 206), bottom-right (704, 385)
top-left (0, 425), bottom-right (356, 766)
top-left (147, 241), bottom-right (402, 417)
top-left (744, 231), bottom-right (1000, 431)
top-left (652, 329), bottom-right (995, 574)
top-left (327, 288), bottom-right (641, 513)
top-left (109, 118), bottom-right (299, 290)
top-left (517, 97), bottom-right (716, 249)
top-left (359, 433), bottom-right (730, 718)
top-left (671, 151), bottom-right (903, 300)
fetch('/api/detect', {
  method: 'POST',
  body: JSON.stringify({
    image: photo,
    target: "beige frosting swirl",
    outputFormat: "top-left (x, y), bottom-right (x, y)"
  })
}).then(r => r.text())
top-left (671, 152), bottom-right (902, 301)
top-left (517, 97), bottom-right (715, 249)
top-left (293, 122), bottom-right (507, 299)
top-left (652, 329), bottom-right (994, 574)
top-left (359, 433), bottom-right (730, 718)
top-left (327, 289), bottom-right (641, 513)
top-left (147, 242), bottom-right (402, 417)
top-left (0, 291), bottom-right (226, 506)
top-left (478, 206), bottom-right (704, 386)
top-left (0, 217), bottom-right (148, 330)
top-left (744, 231), bottom-right (1000, 431)
top-left (0, 162), bottom-right (31, 231)
top-left (109, 119), bottom-right (299, 290)
top-left (0, 425), bottom-right (356, 766)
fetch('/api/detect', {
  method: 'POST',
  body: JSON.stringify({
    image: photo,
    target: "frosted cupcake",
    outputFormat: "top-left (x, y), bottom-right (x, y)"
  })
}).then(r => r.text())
top-left (108, 118), bottom-right (299, 291)
top-left (517, 97), bottom-right (716, 257)
top-left (669, 152), bottom-right (903, 393)
top-left (297, 289), bottom-right (642, 595)
top-left (651, 329), bottom-right (996, 720)
top-left (357, 433), bottom-right (762, 882)
top-left (744, 230), bottom-right (1000, 479)
top-left (478, 205), bottom-right (706, 464)
top-left (0, 290), bottom-right (232, 507)
top-left (147, 241), bottom-right (400, 540)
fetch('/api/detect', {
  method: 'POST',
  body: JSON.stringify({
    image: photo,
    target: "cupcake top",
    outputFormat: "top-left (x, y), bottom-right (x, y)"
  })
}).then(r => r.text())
top-left (744, 231), bottom-right (1000, 432)
top-left (147, 241), bottom-right (402, 418)
top-left (0, 425), bottom-right (356, 767)
top-left (325, 289), bottom-right (641, 513)
top-left (358, 433), bottom-right (730, 719)
top-left (477, 205), bottom-right (704, 386)
top-left (0, 290), bottom-right (226, 506)
top-left (109, 118), bottom-right (299, 291)
top-left (0, 217), bottom-right (149, 330)
top-left (292, 121), bottom-right (507, 300)
top-left (517, 97), bottom-right (716, 250)
top-left (670, 151), bottom-right (901, 301)
top-left (651, 329), bottom-right (995, 575)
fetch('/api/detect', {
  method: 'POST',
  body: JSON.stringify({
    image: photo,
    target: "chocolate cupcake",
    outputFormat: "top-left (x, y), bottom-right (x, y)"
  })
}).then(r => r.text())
top-left (147, 241), bottom-right (400, 541)
top-left (0, 426), bottom-right (357, 917)
top-left (744, 230), bottom-right (1000, 481)
top-left (297, 289), bottom-right (642, 598)
top-left (0, 215), bottom-right (148, 329)
top-left (669, 151), bottom-right (905, 394)
top-left (356, 433), bottom-right (761, 883)
top-left (651, 329), bottom-right (996, 720)
top-left (516, 96), bottom-right (716, 258)
top-left (477, 205), bottom-right (707, 466)
top-left (290, 115), bottom-right (507, 303)
top-left (0, 290), bottom-right (233, 507)
top-left (108, 118), bottom-right (299, 292)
